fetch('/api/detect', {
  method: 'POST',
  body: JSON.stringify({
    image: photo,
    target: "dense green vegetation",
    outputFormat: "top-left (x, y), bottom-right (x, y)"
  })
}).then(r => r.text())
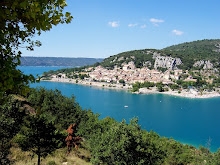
top-left (132, 81), bottom-right (155, 92)
top-left (163, 39), bottom-right (220, 70)
top-left (97, 39), bottom-right (220, 71)
top-left (0, 0), bottom-right (72, 164)
top-left (41, 66), bottom-right (89, 79)
top-left (100, 49), bottom-right (158, 69)
top-left (2, 88), bottom-right (220, 164)
top-left (20, 57), bottom-right (103, 67)
top-left (0, 0), bottom-right (72, 103)
top-left (131, 78), bottom-right (215, 93)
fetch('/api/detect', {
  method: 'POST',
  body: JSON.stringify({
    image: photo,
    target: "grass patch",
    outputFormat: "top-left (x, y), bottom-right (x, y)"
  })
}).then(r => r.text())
top-left (9, 146), bottom-right (91, 165)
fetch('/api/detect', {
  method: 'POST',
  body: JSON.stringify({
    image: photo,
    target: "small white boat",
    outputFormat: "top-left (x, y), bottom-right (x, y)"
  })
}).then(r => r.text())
top-left (124, 105), bottom-right (128, 108)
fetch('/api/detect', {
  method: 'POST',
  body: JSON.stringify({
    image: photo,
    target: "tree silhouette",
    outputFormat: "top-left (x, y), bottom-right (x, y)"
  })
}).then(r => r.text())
top-left (16, 116), bottom-right (58, 165)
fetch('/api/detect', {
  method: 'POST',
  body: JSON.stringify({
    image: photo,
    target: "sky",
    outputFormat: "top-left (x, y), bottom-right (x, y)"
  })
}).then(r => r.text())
top-left (22, 0), bottom-right (220, 58)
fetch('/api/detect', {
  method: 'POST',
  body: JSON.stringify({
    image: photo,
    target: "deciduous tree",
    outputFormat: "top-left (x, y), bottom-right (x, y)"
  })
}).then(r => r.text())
top-left (0, 0), bottom-right (73, 100)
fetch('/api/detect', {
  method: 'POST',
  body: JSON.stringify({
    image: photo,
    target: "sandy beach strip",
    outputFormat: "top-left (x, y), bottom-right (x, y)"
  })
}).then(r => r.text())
top-left (42, 78), bottom-right (220, 99)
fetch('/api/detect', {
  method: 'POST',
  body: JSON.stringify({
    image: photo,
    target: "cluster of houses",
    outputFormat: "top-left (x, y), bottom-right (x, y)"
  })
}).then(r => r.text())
top-left (83, 62), bottom-right (194, 84)
top-left (49, 61), bottom-right (199, 85)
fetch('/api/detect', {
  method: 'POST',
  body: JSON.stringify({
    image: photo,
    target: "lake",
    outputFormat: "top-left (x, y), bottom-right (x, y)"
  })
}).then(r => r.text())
top-left (18, 66), bottom-right (220, 152)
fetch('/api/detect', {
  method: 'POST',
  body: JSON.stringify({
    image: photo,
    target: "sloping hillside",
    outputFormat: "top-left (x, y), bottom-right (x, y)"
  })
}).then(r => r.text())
top-left (163, 39), bottom-right (220, 69)
top-left (99, 39), bottom-right (220, 70)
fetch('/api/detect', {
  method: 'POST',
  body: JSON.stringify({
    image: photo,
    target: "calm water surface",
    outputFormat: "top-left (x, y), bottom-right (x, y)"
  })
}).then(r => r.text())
top-left (18, 66), bottom-right (220, 152)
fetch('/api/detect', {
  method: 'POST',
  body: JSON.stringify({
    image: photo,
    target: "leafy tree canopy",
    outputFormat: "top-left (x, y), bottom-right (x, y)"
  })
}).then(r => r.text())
top-left (15, 115), bottom-right (58, 165)
top-left (0, 0), bottom-right (73, 100)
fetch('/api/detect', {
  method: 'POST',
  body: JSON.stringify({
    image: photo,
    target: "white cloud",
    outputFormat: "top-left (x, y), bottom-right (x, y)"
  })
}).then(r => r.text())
top-left (128, 23), bottom-right (138, 27)
top-left (172, 29), bottom-right (184, 36)
top-left (108, 21), bottom-right (119, 28)
top-left (150, 18), bottom-right (164, 26)
top-left (140, 24), bottom-right (146, 29)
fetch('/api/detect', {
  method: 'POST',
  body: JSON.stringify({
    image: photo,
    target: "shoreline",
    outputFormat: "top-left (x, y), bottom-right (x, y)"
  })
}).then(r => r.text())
top-left (137, 87), bottom-right (220, 99)
top-left (42, 78), bottom-right (220, 99)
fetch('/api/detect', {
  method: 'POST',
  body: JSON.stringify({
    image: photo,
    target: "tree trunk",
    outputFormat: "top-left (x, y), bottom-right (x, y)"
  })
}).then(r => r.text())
top-left (38, 153), bottom-right (40, 165)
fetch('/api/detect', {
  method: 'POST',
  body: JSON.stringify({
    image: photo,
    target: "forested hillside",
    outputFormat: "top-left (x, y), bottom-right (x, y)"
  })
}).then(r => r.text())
top-left (163, 39), bottom-right (220, 70)
top-left (98, 39), bottom-right (220, 70)
top-left (99, 49), bottom-right (158, 69)
top-left (20, 57), bottom-right (103, 67)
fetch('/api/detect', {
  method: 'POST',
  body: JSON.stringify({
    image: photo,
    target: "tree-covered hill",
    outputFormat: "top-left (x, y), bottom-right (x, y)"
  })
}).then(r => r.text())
top-left (163, 39), bottom-right (220, 70)
top-left (99, 49), bottom-right (159, 69)
top-left (20, 56), bottom-right (103, 67)
top-left (98, 39), bottom-right (220, 70)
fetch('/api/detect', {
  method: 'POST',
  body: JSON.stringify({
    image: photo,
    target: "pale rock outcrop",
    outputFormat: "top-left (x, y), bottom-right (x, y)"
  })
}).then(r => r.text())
top-left (193, 60), bottom-right (213, 69)
top-left (122, 61), bottom-right (135, 71)
top-left (143, 61), bottom-right (152, 67)
top-left (118, 57), bottom-right (124, 61)
top-left (214, 43), bottom-right (220, 52)
top-left (153, 56), bottom-right (182, 70)
top-left (152, 52), bottom-right (161, 58)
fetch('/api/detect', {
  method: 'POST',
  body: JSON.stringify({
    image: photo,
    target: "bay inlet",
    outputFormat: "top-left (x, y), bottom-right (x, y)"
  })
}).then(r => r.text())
top-left (19, 66), bottom-right (220, 152)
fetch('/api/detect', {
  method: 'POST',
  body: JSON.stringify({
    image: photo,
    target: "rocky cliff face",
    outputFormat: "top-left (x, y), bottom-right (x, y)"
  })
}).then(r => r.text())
top-left (153, 55), bottom-right (182, 70)
top-left (214, 43), bottom-right (220, 52)
top-left (193, 60), bottom-right (213, 69)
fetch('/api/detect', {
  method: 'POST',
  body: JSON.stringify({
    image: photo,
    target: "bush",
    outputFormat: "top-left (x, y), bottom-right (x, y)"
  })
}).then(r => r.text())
top-left (47, 160), bottom-right (56, 165)
top-left (119, 79), bottom-right (125, 84)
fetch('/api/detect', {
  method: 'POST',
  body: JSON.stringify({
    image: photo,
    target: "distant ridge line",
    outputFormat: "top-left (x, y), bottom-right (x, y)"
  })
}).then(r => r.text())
top-left (22, 56), bottom-right (103, 59)
top-left (20, 56), bottom-right (103, 67)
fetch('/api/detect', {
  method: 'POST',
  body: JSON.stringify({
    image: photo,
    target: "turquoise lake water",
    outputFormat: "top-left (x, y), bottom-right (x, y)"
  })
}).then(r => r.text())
top-left (18, 66), bottom-right (220, 152)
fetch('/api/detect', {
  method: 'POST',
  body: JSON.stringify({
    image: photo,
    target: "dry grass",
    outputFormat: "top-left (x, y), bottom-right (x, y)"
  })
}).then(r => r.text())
top-left (9, 146), bottom-right (91, 165)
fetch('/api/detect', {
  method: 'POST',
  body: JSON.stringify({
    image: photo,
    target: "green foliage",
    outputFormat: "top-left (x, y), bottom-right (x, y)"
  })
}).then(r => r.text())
top-left (132, 81), bottom-right (155, 92)
top-left (0, 97), bottom-right (26, 164)
top-left (27, 88), bottom-right (84, 131)
top-left (213, 77), bottom-right (220, 87)
top-left (47, 160), bottom-right (57, 165)
top-left (79, 74), bottom-right (89, 79)
top-left (157, 67), bottom-right (167, 73)
top-left (132, 86), bottom-right (139, 92)
top-left (156, 82), bottom-right (164, 92)
top-left (0, 0), bottom-right (73, 101)
top-left (162, 139), bottom-right (194, 164)
top-left (213, 149), bottom-right (220, 165)
top-left (15, 115), bottom-right (58, 165)
top-left (119, 79), bottom-right (125, 84)
top-left (3, 87), bottom-right (216, 165)
top-left (0, 56), bottom-right (36, 102)
top-left (99, 49), bottom-right (157, 69)
top-left (88, 118), bottom-right (165, 165)
top-left (163, 39), bottom-right (220, 70)
top-left (170, 84), bottom-right (180, 91)
top-left (199, 145), bottom-right (210, 155)
top-left (42, 66), bottom-right (87, 78)
top-left (96, 39), bottom-right (220, 71)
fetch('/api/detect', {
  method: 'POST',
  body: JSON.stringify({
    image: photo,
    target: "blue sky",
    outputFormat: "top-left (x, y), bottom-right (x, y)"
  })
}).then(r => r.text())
top-left (22, 0), bottom-right (220, 58)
